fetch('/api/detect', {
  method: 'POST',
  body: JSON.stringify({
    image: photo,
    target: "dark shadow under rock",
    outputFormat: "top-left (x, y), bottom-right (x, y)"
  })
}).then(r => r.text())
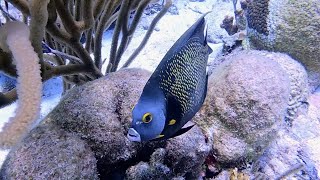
top-left (165, 124), bottom-right (211, 178)
top-left (126, 124), bottom-right (211, 179)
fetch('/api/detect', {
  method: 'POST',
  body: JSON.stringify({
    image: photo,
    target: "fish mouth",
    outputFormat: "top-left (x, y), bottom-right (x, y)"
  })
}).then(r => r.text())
top-left (127, 128), bottom-right (141, 142)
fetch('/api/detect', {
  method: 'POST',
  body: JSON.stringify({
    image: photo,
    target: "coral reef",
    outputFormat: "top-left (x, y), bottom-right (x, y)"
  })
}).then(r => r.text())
top-left (0, 68), bottom-right (212, 179)
top-left (246, 0), bottom-right (269, 35)
top-left (195, 50), bottom-right (290, 166)
top-left (0, 0), bottom-right (172, 149)
top-left (1, 52), bottom-right (319, 179)
top-left (0, 68), bottom-right (150, 178)
top-left (252, 100), bottom-right (320, 180)
top-left (1, 0), bottom-right (320, 179)
top-left (244, 0), bottom-right (320, 91)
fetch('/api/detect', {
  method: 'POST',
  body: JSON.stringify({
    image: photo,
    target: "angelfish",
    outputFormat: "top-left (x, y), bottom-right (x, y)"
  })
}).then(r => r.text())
top-left (127, 13), bottom-right (212, 142)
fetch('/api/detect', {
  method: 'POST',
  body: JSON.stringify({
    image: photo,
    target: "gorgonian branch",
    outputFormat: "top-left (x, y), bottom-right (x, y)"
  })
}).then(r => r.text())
top-left (122, 0), bottom-right (172, 68)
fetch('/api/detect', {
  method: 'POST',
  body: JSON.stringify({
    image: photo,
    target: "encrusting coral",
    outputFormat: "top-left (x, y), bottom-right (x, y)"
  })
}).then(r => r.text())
top-left (0, 21), bottom-right (42, 148)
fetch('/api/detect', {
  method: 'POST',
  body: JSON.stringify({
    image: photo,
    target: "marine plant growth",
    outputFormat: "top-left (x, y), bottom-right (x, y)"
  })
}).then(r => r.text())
top-left (0, 0), bottom-right (172, 148)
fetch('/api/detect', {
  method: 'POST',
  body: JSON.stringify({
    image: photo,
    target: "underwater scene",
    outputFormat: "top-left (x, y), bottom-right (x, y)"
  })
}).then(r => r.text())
top-left (0, 0), bottom-right (319, 179)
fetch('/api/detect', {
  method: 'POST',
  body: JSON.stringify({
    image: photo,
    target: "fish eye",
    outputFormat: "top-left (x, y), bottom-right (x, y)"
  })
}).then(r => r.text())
top-left (142, 113), bottom-right (152, 123)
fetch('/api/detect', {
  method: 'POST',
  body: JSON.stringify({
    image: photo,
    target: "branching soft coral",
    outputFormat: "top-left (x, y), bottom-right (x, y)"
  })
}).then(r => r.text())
top-left (0, 0), bottom-right (171, 103)
top-left (0, 21), bottom-right (42, 148)
top-left (0, 0), bottom-right (172, 149)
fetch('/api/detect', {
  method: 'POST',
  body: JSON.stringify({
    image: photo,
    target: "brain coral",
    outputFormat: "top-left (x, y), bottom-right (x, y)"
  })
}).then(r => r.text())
top-left (195, 50), bottom-right (290, 166)
top-left (245, 0), bottom-right (320, 91)
top-left (246, 0), bottom-right (270, 35)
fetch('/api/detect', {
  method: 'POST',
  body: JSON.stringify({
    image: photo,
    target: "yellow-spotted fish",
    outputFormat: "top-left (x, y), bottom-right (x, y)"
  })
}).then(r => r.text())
top-left (127, 13), bottom-right (212, 142)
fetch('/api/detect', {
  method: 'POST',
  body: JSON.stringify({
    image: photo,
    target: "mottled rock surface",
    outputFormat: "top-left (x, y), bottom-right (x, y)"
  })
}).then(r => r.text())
top-left (49, 68), bottom-right (151, 175)
top-left (0, 122), bottom-right (98, 179)
top-left (245, 0), bottom-right (320, 91)
top-left (126, 148), bottom-right (172, 180)
top-left (164, 124), bottom-right (211, 178)
top-left (251, 51), bottom-right (310, 124)
top-left (1, 68), bottom-right (213, 179)
top-left (126, 124), bottom-right (211, 179)
top-left (252, 93), bottom-right (320, 179)
top-left (195, 50), bottom-right (290, 166)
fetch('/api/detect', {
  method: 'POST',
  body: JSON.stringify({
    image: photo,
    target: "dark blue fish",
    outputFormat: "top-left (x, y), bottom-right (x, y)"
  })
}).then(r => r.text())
top-left (128, 13), bottom-right (212, 142)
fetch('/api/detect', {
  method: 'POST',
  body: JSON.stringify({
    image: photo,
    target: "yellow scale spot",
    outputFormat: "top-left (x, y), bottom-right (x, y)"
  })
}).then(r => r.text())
top-left (168, 119), bottom-right (176, 126)
top-left (157, 134), bottom-right (164, 138)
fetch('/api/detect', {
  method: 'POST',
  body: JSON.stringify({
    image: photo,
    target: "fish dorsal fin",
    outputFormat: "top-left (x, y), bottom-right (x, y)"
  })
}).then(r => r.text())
top-left (204, 25), bottom-right (213, 54)
top-left (161, 12), bottom-right (212, 60)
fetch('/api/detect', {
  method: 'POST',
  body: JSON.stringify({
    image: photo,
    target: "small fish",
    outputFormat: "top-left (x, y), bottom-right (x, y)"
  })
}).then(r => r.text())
top-left (127, 12), bottom-right (212, 142)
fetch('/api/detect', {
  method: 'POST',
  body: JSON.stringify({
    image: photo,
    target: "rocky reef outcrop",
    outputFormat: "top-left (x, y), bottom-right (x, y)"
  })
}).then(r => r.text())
top-left (195, 50), bottom-right (291, 167)
top-left (0, 68), bottom-right (211, 179)
top-left (245, 0), bottom-right (320, 91)
top-left (1, 51), bottom-right (319, 179)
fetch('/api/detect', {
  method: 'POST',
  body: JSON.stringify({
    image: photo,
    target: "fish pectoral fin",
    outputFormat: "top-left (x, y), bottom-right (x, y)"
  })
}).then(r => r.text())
top-left (170, 124), bottom-right (195, 139)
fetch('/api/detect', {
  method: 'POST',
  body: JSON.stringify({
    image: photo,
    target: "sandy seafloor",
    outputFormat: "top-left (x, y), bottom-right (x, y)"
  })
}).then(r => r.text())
top-left (0, 0), bottom-right (226, 167)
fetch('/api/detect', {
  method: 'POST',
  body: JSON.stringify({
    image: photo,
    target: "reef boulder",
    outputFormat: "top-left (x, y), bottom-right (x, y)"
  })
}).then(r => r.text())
top-left (249, 51), bottom-right (310, 124)
top-left (0, 122), bottom-right (98, 179)
top-left (244, 0), bottom-right (320, 91)
top-left (195, 50), bottom-right (291, 166)
top-left (0, 68), bottom-right (212, 179)
top-left (49, 68), bottom-right (152, 175)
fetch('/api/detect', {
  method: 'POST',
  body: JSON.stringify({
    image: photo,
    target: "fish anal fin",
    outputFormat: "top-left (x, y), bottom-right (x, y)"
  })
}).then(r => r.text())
top-left (170, 124), bottom-right (195, 139)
